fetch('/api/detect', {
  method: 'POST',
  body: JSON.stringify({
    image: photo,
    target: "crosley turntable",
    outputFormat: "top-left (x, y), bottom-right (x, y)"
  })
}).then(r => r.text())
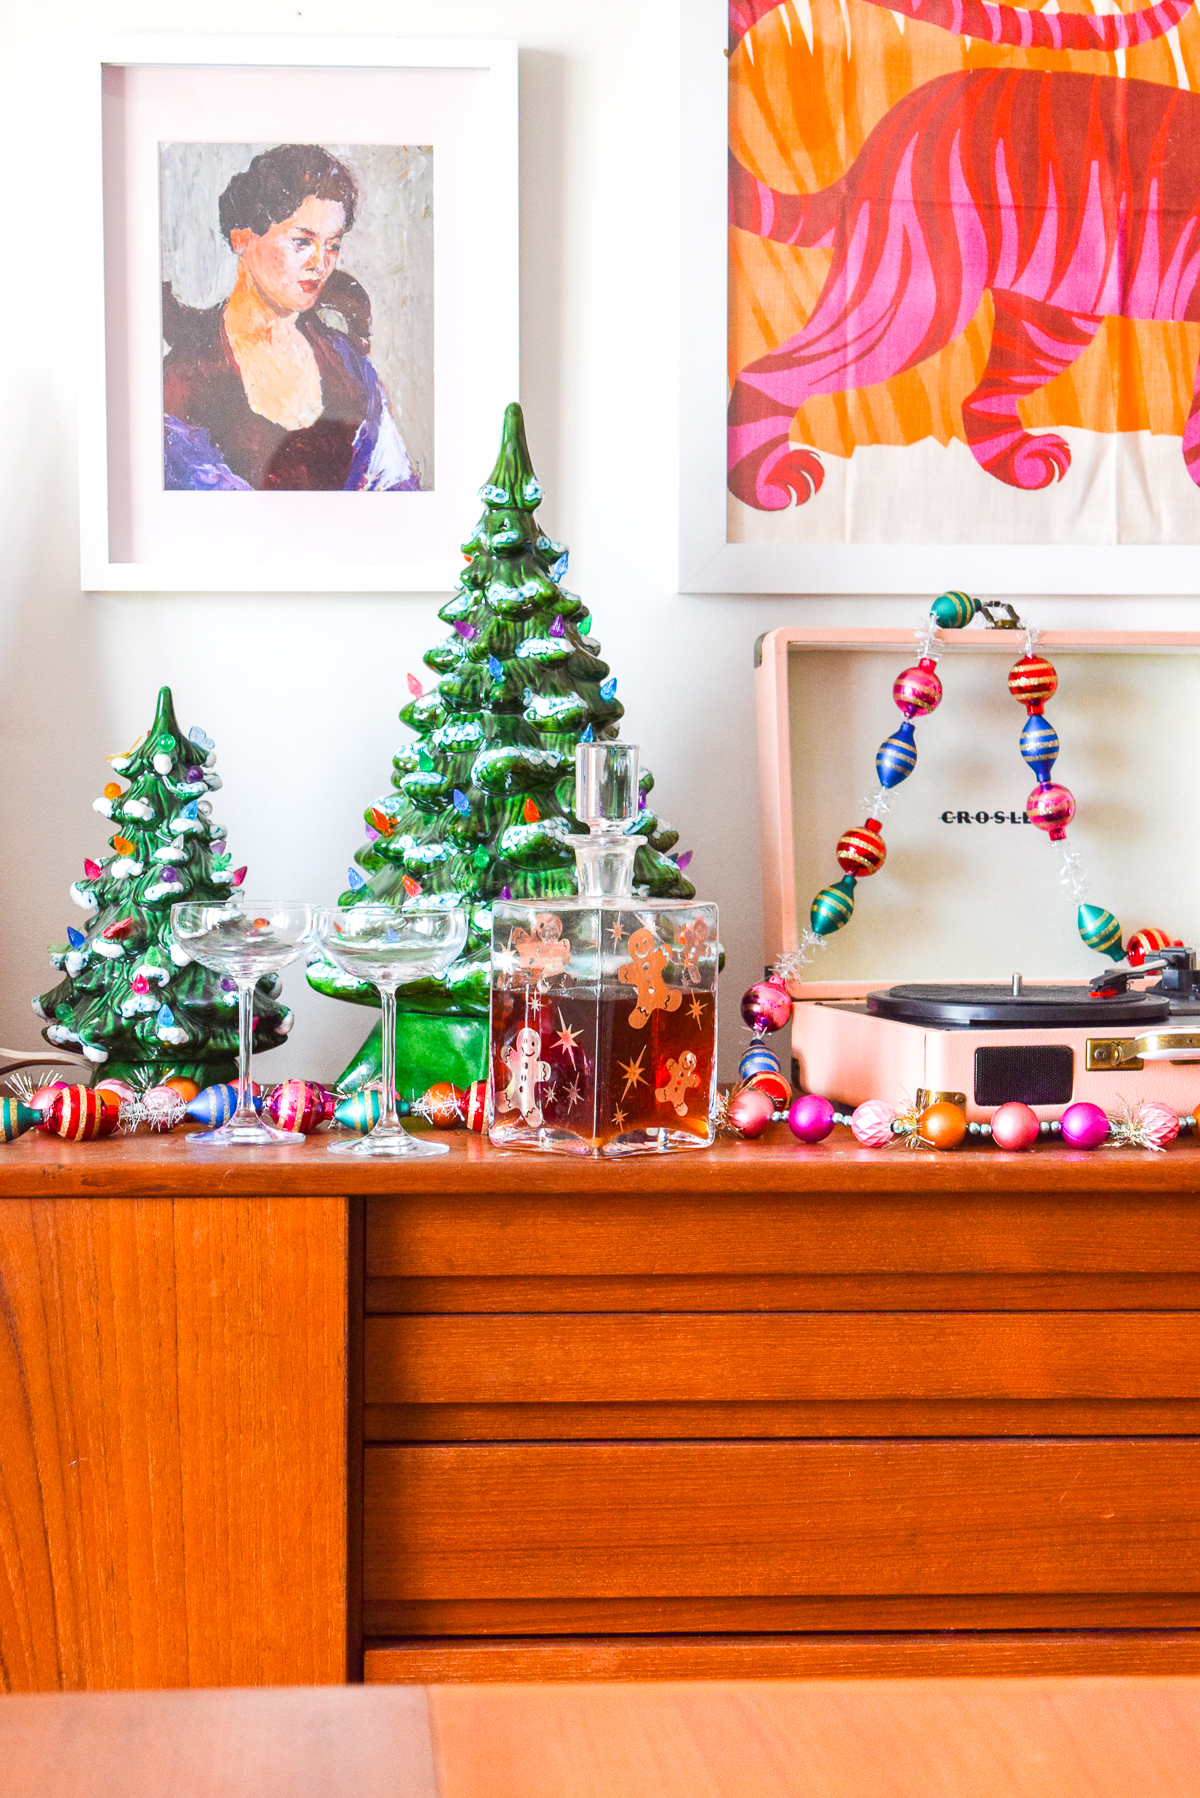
top-left (755, 619), bottom-right (1200, 1122)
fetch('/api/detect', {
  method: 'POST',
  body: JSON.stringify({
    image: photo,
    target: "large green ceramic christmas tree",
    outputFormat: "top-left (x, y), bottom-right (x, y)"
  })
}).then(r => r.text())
top-left (310, 402), bottom-right (694, 1095)
top-left (34, 686), bottom-right (292, 1086)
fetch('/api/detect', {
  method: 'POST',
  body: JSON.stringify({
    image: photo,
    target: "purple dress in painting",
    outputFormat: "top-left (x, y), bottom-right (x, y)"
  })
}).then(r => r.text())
top-left (162, 291), bottom-right (421, 493)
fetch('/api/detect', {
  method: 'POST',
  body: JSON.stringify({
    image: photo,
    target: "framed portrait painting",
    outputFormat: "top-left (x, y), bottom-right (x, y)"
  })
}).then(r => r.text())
top-left (682, 0), bottom-right (1200, 592)
top-left (82, 37), bottom-right (518, 592)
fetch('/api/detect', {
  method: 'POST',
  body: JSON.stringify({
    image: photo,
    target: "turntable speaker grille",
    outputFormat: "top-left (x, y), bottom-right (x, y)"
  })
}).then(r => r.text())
top-left (974, 1045), bottom-right (1074, 1106)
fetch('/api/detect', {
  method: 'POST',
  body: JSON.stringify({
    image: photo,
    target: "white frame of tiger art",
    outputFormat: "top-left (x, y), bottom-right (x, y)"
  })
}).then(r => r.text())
top-left (80, 36), bottom-right (519, 593)
top-left (681, 0), bottom-right (1200, 595)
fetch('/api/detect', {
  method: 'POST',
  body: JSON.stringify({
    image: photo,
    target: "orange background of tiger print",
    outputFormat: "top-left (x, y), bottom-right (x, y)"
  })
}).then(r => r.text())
top-left (730, 0), bottom-right (1200, 457)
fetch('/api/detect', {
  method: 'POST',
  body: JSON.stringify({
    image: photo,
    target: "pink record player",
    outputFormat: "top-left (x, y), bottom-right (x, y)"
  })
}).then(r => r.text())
top-left (755, 623), bottom-right (1200, 1123)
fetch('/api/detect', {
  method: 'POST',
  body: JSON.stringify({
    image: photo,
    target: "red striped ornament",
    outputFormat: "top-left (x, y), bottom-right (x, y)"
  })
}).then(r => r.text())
top-left (1007, 654), bottom-right (1058, 714)
top-left (44, 1086), bottom-right (120, 1141)
top-left (1126, 928), bottom-right (1179, 965)
top-left (462, 1080), bottom-right (490, 1134)
top-left (836, 819), bottom-right (887, 878)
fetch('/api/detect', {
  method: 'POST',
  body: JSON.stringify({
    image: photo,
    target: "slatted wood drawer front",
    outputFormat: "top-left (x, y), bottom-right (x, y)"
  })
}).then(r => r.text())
top-left (363, 1311), bottom-right (1200, 1439)
top-left (363, 1440), bottom-right (1200, 1623)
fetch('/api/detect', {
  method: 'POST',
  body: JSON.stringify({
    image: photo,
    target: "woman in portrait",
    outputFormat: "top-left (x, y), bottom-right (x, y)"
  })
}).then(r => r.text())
top-left (163, 143), bottom-right (421, 492)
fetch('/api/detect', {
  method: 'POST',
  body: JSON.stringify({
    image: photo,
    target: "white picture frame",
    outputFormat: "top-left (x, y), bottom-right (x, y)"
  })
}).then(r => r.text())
top-left (81, 35), bottom-right (519, 593)
top-left (681, 0), bottom-right (1200, 596)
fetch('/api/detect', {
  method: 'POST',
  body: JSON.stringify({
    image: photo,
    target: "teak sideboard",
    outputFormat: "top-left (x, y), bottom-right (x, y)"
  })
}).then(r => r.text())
top-left (3, 1128), bottom-right (1200, 1689)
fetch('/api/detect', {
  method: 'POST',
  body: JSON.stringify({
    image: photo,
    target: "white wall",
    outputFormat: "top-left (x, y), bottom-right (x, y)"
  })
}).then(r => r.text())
top-left (2, 0), bottom-right (1197, 1085)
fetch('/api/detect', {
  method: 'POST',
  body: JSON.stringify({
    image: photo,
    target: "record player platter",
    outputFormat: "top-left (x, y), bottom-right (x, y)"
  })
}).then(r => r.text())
top-left (866, 983), bottom-right (1172, 1029)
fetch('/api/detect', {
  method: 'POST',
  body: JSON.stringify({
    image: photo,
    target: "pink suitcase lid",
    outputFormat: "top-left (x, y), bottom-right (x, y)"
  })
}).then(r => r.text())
top-left (755, 626), bottom-right (1200, 999)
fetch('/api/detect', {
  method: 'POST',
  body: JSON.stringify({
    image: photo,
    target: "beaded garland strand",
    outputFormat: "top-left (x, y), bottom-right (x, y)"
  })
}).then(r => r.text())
top-left (802, 592), bottom-right (1152, 969)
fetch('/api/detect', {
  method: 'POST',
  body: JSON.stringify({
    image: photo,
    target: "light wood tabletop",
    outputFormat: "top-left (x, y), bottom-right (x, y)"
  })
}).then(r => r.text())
top-left (3, 1677), bottom-right (1199, 1796)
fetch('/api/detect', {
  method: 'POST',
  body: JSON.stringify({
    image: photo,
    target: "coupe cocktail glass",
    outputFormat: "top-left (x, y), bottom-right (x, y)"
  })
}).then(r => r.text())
top-left (170, 900), bottom-right (318, 1147)
top-left (316, 900), bottom-right (469, 1157)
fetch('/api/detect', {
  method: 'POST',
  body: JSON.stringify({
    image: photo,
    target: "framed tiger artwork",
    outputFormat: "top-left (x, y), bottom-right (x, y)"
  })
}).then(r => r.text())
top-left (681, 0), bottom-right (1200, 591)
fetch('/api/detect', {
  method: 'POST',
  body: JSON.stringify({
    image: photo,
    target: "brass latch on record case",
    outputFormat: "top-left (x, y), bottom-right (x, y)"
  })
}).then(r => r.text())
top-left (1086, 1031), bottom-right (1200, 1071)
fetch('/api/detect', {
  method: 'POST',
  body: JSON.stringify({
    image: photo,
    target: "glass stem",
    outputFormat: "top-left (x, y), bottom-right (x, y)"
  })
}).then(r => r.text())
top-left (235, 979), bottom-right (257, 1122)
top-left (378, 983), bottom-right (401, 1128)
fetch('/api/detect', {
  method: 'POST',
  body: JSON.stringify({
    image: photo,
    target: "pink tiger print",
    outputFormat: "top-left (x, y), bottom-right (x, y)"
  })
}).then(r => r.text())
top-left (729, 2), bottom-right (1200, 508)
top-left (731, 0), bottom-right (1195, 53)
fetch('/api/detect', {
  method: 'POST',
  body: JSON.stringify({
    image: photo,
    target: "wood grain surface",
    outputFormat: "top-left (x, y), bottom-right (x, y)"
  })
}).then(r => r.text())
top-left (363, 1398), bottom-right (1200, 1441)
top-left (426, 1677), bottom-right (1200, 1795)
top-left (365, 1271), bottom-right (1200, 1312)
top-left (6, 1122), bottom-right (1200, 1196)
top-left (363, 1590), bottom-right (1200, 1638)
top-left (0, 1686), bottom-right (437, 1798)
top-left (364, 1311), bottom-right (1200, 1402)
top-left (368, 1636), bottom-right (1200, 1682)
top-left (364, 1440), bottom-right (1200, 1602)
top-left (363, 1188), bottom-right (1200, 1277)
top-left (0, 1193), bottom-right (347, 1690)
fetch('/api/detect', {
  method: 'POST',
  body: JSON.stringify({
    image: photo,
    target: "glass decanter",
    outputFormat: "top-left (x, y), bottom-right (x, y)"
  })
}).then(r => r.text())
top-left (488, 742), bottom-right (718, 1156)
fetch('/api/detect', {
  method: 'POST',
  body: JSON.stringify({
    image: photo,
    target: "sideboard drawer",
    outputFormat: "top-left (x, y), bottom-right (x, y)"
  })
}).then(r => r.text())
top-left (363, 1439), bottom-right (1200, 1604)
top-left (364, 1312), bottom-right (1200, 1404)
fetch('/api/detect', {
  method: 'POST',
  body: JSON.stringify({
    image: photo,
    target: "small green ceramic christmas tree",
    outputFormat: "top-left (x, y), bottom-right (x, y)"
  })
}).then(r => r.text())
top-left (34, 686), bottom-right (292, 1087)
top-left (310, 402), bottom-right (694, 1094)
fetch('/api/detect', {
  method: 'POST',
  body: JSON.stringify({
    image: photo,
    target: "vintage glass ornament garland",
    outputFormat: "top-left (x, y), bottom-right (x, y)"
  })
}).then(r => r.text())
top-left (797, 590), bottom-right (1172, 971)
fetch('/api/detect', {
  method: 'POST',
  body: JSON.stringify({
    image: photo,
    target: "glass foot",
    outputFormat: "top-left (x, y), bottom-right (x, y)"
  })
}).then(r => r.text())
top-left (329, 1123), bottom-right (449, 1157)
top-left (187, 1118), bottom-right (304, 1147)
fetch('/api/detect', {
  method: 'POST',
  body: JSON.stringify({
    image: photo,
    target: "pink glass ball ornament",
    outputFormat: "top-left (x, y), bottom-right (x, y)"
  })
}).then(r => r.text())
top-left (1060, 1101), bottom-right (1110, 1149)
top-left (30, 1080), bottom-right (70, 1129)
top-left (989, 1101), bottom-right (1040, 1152)
top-left (1026, 782), bottom-right (1076, 841)
top-left (726, 1085), bottom-right (775, 1139)
top-left (892, 657), bottom-right (943, 720)
top-left (850, 1100), bottom-right (896, 1148)
top-left (787, 1093), bottom-right (836, 1144)
top-left (1133, 1100), bottom-right (1180, 1150)
top-left (740, 976), bottom-right (793, 1035)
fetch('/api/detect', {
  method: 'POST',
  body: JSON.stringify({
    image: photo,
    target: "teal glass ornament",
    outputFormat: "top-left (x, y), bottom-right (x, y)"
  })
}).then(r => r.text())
top-left (875, 719), bottom-right (917, 788)
top-left (810, 874), bottom-right (857, 937)
top-left (0, 1098), bottom-right (39, 1143)
top-left (1019, 712), bottom-right (1059, 783)
top-left (1078, 903), bottom-right (1124, 961)
top-left (930, 591), bottom-right (979, 630)
top-left (334, 1089), bottom-right (385, 1133)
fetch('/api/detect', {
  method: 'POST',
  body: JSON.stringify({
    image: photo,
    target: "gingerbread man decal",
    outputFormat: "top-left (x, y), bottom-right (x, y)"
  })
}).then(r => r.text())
top-left (676, 917), bottom-right (711, 985)
top-left (510, 913), bottom-right (572, 991)
top-left (656, 1050), bottom-right (700, 1117)
top-left (500, 1025), bottom-right (552, 1127)
top-left (618, 926), bottom-right (682, 1028)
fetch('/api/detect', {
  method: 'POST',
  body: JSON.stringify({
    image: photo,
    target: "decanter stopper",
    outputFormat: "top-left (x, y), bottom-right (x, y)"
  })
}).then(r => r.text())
top-left (571, 742), bottom-right (640, 897)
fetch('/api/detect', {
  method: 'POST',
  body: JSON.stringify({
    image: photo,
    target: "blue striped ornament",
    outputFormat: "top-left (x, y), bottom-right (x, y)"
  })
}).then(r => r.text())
top-left (0, 1098), bottom-right (39, 1142)
top-left (875, 720), bottom-right (917, 789)
top-left (930, 591), bottom-right (979, 630)
top-left (810, 874), bottom-right (857, 937)
top-left (185, 1083), bottom-right (263, 1125)
top-left (738, 1045), bottom-right (781, 1082)
top-left (1019, 712), bottom-right (1059, 783)
top-left (1078, 904), bottom-right (1124, 962)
